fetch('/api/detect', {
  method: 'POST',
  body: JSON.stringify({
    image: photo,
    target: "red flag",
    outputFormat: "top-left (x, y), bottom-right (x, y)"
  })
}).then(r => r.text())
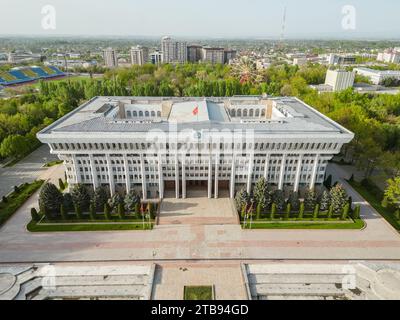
top-left (192, 106), bottom-right (199, 116)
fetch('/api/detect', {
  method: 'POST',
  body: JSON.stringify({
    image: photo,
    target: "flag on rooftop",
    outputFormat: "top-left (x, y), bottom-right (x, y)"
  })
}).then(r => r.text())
top-left (192, 106), bottom-right (199, 116)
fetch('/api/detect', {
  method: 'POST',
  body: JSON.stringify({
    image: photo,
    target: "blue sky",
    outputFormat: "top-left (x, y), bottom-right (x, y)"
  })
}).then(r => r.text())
top-left (0, 0), bottom-right (399, 38)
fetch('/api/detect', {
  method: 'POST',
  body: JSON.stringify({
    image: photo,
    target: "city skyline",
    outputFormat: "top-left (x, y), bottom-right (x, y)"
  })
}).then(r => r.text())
top-left (0, 0), bottom-right (399, 39)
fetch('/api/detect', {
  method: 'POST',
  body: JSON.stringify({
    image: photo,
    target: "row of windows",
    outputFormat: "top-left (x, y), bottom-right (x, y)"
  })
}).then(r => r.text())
top-left (230, 108), bottom-right (266, 118)
top-left (125, 110), bottom-right (162, 118)
top-left (53, 142), bottom-right (340, 152)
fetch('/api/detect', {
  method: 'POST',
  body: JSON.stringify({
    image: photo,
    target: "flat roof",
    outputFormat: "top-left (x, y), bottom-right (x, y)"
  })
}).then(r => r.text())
top-left (38, 96), bottom-right (354, 137)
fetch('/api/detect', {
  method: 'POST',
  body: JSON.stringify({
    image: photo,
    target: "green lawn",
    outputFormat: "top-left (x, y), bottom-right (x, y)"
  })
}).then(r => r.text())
top-left (242, 219), bottom-right (365, 230)
top-left (27, 220), bottom-right (153, 232)
top-left (348, 180), bottom-right (400, 231)
top-left (184, 286), bottom-right (213, 300)
top-left (0, 180), bottom-right (44, 226)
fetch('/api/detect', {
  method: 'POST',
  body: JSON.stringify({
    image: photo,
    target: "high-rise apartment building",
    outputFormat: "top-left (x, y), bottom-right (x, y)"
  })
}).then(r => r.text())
top-left (161, 36), bottom-right (187, 64)
top-left (150, 51), bottom-right (163, 65)
top-left (130, 46), bottom-right (149, 66)
top-left (187, 45), bottom-right (203, 63)
top-left (201, 47), bottom-right (225, 64)
top-left (103, 48), bottom-right (118, 68)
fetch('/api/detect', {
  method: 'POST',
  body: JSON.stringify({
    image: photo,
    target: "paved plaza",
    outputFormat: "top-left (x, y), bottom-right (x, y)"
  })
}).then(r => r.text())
top-left (152, 262), bottom-right (247, 300)
top-left (159, 190), bottom-right (238, 225)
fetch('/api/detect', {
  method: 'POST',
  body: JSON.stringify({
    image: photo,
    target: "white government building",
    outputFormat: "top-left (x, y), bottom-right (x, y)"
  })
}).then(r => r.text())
top-left (37, 96), bottom-right (354, 200)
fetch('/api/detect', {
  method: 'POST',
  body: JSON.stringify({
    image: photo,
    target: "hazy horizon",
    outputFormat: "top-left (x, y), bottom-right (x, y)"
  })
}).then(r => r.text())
top-left (0, 0), bottom-right (399, 39)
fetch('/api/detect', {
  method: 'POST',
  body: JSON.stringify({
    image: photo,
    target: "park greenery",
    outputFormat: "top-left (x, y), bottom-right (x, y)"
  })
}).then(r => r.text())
top-left (235, 177), bottom-right (360, 227)
top-left (36, 182), bottom-right (155, 224)
top-left (0, 180), bottom-right (44, 226)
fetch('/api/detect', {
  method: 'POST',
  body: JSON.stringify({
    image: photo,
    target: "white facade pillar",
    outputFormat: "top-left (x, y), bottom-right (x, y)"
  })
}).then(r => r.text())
top-left (294, 154), bottom-right (303, 193)
top-left (263, 153), bottom-right (270, 181)
top-left (89, 154), bottom-right (99, 190)
top-left (208, 154), bottom-right (212, 199)
top-left (123, 154), bottom-right (131, 194)
top-left (140, 154), bottom-right (147, 200)
top-left (72, 154), bottom-right (81, 184)
top-left (214, 153), bottom-right (220, 199)
top-left (309, 154), bottom-right (320, 190)
top-left (230, 155), bottom-right (236, 199)
top-left (175, 153), bottom-right (180, 199)
top-left (158, 155), bottom-right (164, 199)
top-left (105, 154), bottom-right (115, 196)
top-left (247, 153), bottom-right (254, 194)
top-left (278, 154), bottom-right (287, 190)
top-left (182, 156), bottom-right (187, 199)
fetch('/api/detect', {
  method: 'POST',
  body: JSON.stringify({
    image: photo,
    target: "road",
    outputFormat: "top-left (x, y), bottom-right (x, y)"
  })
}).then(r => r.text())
top-left (0, 145), bottom-right (59, 198)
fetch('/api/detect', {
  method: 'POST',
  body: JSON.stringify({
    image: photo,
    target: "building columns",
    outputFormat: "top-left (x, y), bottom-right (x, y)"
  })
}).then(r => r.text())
top-left (182, 156), bottom-right (187, 199)
top-left (309, 154), bottom-right (320, 190)
top-left (263, 153), bottom-right (271, 181)
top-left (175, 153), bottom-right (180, 199)
top-left (105, 154), bottom-right (115, 196)
top-left (72, 155), bottom-right (81, 185)
top-left (294, 154), bottom-right (303, 193)
top-left (89, 155), bottom-right (99, 190)
top-left (123, 154), bottom-right (131, 194)
top-left (140, 154), bottom-right (147, 200)
top-left (230, 155), bottom-right (236, 199)
top-left (278, 154), bottom-right (287, 190)
top-left (247, 153), bottom-right (254, 194)
top-left (214, 153), bottom-right (220, 199)
top-left (158, 155), bottom-right (164, 199)
top-left (208, 155), bottom-right (212, 199)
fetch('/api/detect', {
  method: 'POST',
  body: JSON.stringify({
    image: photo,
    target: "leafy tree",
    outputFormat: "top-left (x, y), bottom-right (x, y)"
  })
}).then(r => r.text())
top-left (108, 193), bottom-right (124, 212)
top-left (330, 184), bottom-right (348, 213)
top-left (271, 203), bottom-right (277, 220)
top-left (31, 208), bottom-right (40, 222)
top-left (253, 178), bottom-right (268, 209)
top-left (235, 189), bottom-right (249, 212)
top-left (104, 203), bottom-right (111, 220)
top-left (60, 204), bottom-right (67, 220)
top-left (58, 178), bottom-right (65, 190)
top-left (0, 134), bottom-right (30, 158)
top-left (39, 182), bottom-right (63, 216)
top-left (319, 191), bottom-right (331, 211)
top-left (288, 192), bottom-right (300, 211)
top-left (63, 193), bottom-right (74, 212)
top-left (285, 203), bottom-right (291, 220)
top-left (75, 204), bottom-right (82, 220)
top-left (383, 177), bottom-right (400, 213)
top-left (353, 205), bottom-right (361, 219)
top-left (89, 203), bottom-right (96, 220)
top-left (118, 203), bottom-right (125, 219)
top-left (71, 184), bottom-right (91, 211)
top-left (124, 191), bottom-right (141, 212)
top-left (341, 203), bottom-right (350, 220)
top-left (324, 175), bottom-right (333, 189)
top-left (299, 201), bottom-right (305, 219)
top-left (273, 190), bottom-right (285, 211)
top-left (304, 189), bottom-right (318, 211)
top-left (91, 187), bottom-right (109, 212)
top-left (313, 204), bottom-right (320, 219)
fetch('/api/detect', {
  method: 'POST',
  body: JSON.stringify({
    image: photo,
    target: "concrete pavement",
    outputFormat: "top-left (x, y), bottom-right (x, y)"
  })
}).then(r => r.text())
top-left (0, 163), bottom-right (400, 263)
